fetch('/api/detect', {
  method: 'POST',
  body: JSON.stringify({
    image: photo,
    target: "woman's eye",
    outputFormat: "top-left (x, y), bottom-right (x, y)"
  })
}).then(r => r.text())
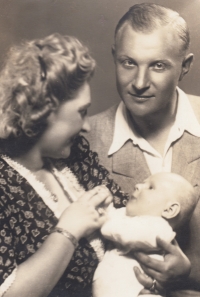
top-left (80, 109), bottom-right (87, 118)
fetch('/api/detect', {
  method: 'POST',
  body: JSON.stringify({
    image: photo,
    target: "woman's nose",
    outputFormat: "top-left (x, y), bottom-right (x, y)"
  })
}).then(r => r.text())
top-left (82, 116), bottom-right (91, 133)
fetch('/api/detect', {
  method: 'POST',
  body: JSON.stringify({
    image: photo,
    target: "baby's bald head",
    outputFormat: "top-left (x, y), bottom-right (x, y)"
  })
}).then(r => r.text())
top-left (166, 173), bottom-right (197, 230)
top-left (126, 172), bottom-right (197, 230)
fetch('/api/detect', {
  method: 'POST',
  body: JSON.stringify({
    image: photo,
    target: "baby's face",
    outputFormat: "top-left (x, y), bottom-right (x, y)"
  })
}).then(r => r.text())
top-left (126, 173), bottom-right (177, 217)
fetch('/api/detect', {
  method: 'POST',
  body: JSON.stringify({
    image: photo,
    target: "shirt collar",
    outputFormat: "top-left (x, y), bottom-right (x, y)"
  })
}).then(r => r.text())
top-left (108, 100), bottom-right (134, 156)
top-left (108, 87), bottom-right (200, 156)
top-left (174, 87), bottom-right (200, 136)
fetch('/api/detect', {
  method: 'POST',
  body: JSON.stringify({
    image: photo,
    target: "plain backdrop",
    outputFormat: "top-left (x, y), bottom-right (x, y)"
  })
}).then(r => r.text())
top-left (0, 0), bottom-right (199, 115)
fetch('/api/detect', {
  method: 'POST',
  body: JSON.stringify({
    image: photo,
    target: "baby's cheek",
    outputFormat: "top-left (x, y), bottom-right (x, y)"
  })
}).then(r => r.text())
top-left (126, 201), bottom-right (136, 216)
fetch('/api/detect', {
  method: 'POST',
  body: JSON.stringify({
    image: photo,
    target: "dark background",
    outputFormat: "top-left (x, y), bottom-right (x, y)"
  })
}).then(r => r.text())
top-left (0, 0), bottom-right (199, 115)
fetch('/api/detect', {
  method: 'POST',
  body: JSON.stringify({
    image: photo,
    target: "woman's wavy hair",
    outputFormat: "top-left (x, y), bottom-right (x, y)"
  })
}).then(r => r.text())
top-left (0, 33), bottom-right (95, 156)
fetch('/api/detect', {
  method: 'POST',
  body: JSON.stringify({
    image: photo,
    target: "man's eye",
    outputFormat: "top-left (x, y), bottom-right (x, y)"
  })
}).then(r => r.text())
top-left (123, 60), bottom-right (135, 68)
top-left (154, 62), bottom-right (165, 71)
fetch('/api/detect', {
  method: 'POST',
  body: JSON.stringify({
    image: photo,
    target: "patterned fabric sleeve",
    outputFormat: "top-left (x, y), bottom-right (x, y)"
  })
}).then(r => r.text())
top-left (0, 187), bottom-right (18, 294)
top-left (0, 156), bottom-right (100, 297)
top-left (65, 135), bottom-right (129, 208)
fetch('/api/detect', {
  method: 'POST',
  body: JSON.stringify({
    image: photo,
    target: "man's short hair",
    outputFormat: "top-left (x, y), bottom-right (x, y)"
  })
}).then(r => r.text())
top-left (115, 3), bottom-right (190, 55)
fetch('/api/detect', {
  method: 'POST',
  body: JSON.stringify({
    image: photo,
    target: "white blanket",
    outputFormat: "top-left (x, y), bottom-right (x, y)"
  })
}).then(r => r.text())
top-left (93, 207), bottom-right (175, 297)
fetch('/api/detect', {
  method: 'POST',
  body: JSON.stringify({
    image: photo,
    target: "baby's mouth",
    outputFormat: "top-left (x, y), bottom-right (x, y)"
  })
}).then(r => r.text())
top-left (130, 194), bottom-right (137, 201)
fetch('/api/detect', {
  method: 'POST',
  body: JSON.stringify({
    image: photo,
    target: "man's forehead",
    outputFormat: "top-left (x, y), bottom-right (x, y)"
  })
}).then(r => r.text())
top-left (114, 23), bottom-right (185, 60)
top-left (115, 22), bottom-right (180, 47)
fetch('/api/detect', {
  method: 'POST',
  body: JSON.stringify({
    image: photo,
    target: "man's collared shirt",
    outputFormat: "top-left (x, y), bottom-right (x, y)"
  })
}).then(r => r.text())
top-left (108, 88), bottom-right (200, 174)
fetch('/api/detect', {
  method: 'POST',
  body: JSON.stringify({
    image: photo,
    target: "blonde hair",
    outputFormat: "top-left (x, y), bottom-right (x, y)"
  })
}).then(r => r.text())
top-left (0, 33), bottom-right (95, 156)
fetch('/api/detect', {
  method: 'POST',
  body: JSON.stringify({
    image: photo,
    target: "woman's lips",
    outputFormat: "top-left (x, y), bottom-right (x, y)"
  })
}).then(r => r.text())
top-left (71, 134), bottom-right (78, 141)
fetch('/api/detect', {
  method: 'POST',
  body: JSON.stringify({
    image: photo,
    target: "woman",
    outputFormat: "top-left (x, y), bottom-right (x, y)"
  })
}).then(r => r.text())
top-left (0, 33), bottom-right (128, 297)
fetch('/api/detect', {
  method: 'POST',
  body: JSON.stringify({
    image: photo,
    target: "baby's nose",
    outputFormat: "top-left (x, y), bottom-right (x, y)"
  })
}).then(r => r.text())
top-left (134, 183), bottom-right (143, 191)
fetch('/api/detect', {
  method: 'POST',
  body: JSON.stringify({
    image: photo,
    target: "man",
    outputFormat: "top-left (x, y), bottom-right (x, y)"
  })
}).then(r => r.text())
top-left (86, 3), bottom-right (200, 296)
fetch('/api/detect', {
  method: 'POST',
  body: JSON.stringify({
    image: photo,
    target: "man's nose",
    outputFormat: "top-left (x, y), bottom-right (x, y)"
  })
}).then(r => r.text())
top-left (82, 116), bottom-right (91, 133)
top-left (132, 68), bottom-right (150, 91)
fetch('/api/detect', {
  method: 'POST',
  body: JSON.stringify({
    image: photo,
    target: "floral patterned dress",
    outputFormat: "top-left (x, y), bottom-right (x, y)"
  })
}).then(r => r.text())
top-left (0, 136), bottom-right (129, 297)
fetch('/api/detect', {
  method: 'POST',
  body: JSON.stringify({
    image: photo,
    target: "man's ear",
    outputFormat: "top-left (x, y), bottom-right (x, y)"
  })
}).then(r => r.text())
top-left (179, 53), bottom-right (194, 81)
top-left (162, 201), bottom-right (181, 220)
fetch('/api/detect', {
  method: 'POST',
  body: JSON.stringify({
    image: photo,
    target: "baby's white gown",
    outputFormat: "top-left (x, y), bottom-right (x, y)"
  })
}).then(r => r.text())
top-left (93, 207), bottom-right (175, 297)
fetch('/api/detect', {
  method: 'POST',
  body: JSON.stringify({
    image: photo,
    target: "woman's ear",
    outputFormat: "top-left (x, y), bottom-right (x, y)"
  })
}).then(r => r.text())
top-left (111, 44), bottom-right (116, 63)
top-left (179, 53), bottom-right (194, 81)
top-left (162, 201), bottom-right (181, 220)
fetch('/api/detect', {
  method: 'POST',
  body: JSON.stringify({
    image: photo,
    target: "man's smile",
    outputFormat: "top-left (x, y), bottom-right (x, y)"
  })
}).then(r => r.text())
top-left (128, 92), bottom-right (155, 102)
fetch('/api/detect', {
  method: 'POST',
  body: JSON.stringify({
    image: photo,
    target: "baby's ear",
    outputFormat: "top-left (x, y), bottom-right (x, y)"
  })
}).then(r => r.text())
top-left (162, 201), bottom-right (180, 219)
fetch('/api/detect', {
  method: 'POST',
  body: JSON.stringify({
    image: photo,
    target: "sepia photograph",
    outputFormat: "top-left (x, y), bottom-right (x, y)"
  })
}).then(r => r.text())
top-left (0, 1), bottom-right (200, 297)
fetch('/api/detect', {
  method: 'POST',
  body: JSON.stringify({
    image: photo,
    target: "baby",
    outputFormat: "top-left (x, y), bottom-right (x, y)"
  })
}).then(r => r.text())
top-left (93, 172), bottom-right (197, 297)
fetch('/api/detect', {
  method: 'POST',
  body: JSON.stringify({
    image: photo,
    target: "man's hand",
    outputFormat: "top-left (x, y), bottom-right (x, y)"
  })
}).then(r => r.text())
top-left (134, 266), bottom-right (162, 295)
top-left (134, 237), bottom-right (191, 292)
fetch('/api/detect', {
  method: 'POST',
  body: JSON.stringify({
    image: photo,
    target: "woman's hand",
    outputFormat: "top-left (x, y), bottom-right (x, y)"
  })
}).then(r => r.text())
top-left (133, 237), bottom-right (191, 293)
top-left (57, 186), bottom-right (113, 239)
top-left (4, 186), bottom-right (113, 297)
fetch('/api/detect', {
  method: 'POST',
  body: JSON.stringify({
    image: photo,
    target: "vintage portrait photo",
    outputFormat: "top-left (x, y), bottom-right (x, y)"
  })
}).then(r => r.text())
top-left (0, 1), bottom-right (199, 296)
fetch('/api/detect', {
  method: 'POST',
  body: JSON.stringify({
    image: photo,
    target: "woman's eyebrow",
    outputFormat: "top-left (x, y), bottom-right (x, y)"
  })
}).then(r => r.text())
top-left (79, 103), bottom-right (91, 110)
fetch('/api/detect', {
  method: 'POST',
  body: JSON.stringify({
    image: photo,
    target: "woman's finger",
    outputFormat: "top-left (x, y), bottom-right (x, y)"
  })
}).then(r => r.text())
top-left (89, 187), bottom-right (113, 208)
top-left (102, 194), bottom-right (113, 206)
top-left (79, 187), bottom-right (102, 201)
top-left (78, 185), bottom-right (108, 202)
